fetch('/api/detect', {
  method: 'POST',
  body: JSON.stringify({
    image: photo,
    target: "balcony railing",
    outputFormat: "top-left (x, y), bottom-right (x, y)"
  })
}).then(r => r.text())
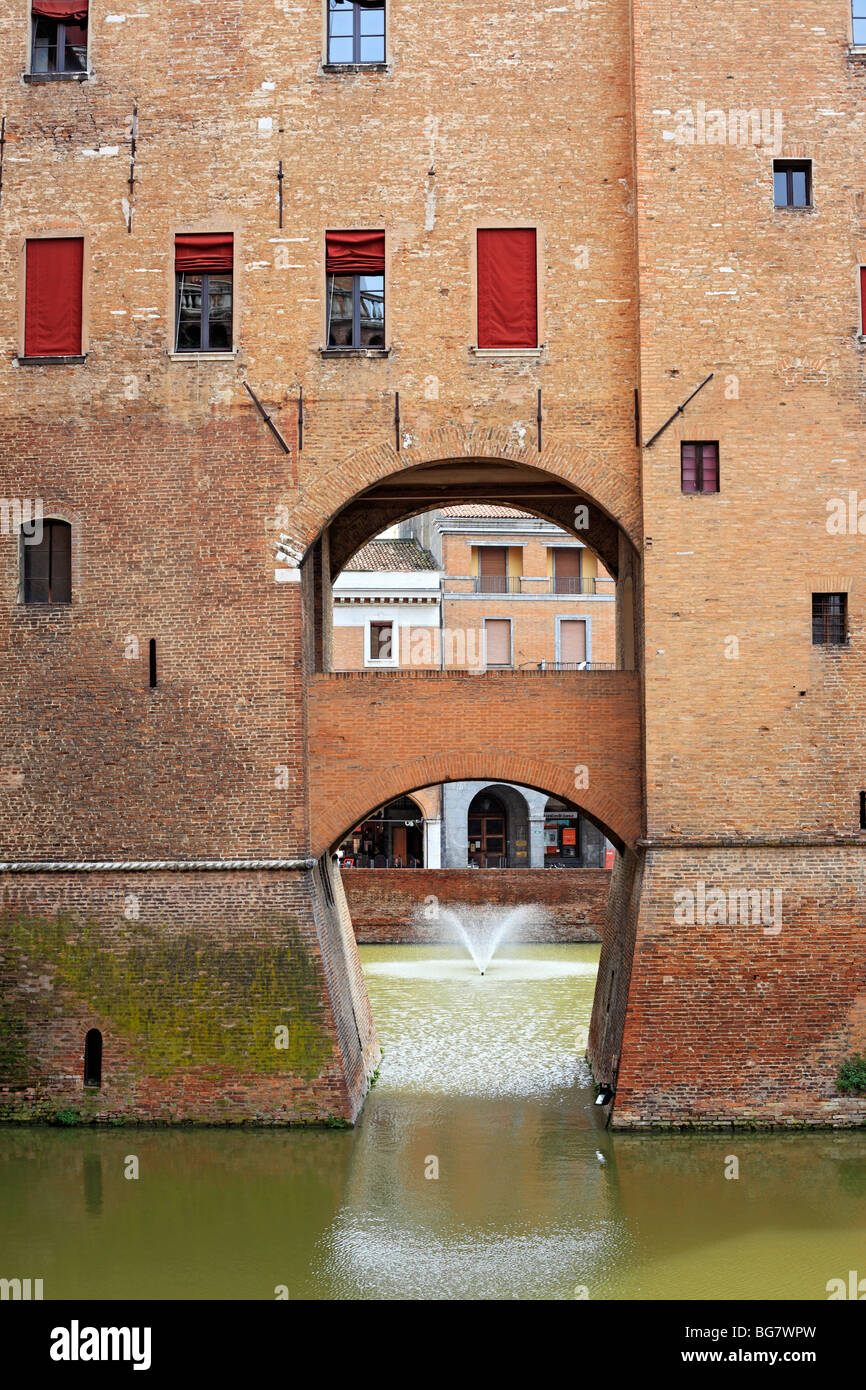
top-left (472, 576), bottom-right (521, 594)
top-left (445, 576), bottom-right (616, 596)
top-left (518, 660), bottom-right (617, 672)
top-left (545, 577), bottom-right (615, 596)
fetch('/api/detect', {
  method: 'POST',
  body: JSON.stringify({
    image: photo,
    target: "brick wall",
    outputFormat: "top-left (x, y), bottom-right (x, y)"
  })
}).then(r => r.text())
top-left (0, 868), bottom-right (378, 1125)
top-left (342, 867), bottom-right (611, 942)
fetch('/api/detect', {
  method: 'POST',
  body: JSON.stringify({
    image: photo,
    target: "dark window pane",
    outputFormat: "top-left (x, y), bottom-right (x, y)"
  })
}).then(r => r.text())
top-left (50, 522), bottom-right (72, 603)
top-left (32, 19), bottom-right (58, 73)
top-left (207, 273), bottom-right (233, 351)
top-left (812, 593), bottom-right (847, 645)
top-left (328, 274), bottom-right (354, 346)
top-left (359, 274), bottom-right (385, 345)
top-left (176, 273), bottom-right (203, 351)
top-left (64, 23), bottom-right (88, 73)
top-left (773, 169), bottom-right (788, 206)
top-left (329, 34), bottom-right (353, 61)
top-left (24, 530), bottom-right (50, 603)
top-left (359, 35), bottom-right (385, 61)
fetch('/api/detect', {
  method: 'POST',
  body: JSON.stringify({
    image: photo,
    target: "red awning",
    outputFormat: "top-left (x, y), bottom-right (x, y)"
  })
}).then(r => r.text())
top-left (25, 237), bottom-right (84, 357)
top-left (31, 1), bottom-right (89, 20)
top-left (477, 228), bottom-right (538, 349)
top-left (175, 233), bottom-right (234, 274)
top-left (326, 230), bottom-right (385, 276)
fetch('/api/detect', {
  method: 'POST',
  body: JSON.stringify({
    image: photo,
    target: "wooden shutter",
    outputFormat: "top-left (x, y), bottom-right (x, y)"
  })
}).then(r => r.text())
top-left (560, 620), bottom-right (587, 665)
top-left (25, 238), bottom-right (84, 357)
top-left (553, 548), bottom-right (581, 593)
top-left (485, 619), bottom-right (511, 666)
top-left (477, 229), bottom-right (538, 348)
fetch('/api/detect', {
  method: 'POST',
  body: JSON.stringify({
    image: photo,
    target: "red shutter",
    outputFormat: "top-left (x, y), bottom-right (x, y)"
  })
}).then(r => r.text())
top-left (32, 1), bottom-right (89, 19)
top-left (326, 231), bottom-right (385, 275)
top-left (174, 234), bottom-right (234, 274)
top-left (477, 228), bottom-right (538, 348)
top-left (861, 266), bottom-right (866, 335)
top-left (25, 237), bottom-right (83, 357)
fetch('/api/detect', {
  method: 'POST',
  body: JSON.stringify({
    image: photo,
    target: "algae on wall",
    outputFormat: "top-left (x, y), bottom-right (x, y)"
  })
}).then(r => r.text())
top-left (0, 914), bottom-right (333, 1082)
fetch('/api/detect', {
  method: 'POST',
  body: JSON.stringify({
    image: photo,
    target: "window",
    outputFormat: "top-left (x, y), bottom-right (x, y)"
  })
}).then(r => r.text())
top-left (22, 519), bottom-right (71, 603)
top-left (860, 267), bottom-right (866, 336)
top-left (174, 234), bottom-right (233, 353)
top-left (812, 593), bottom-right (848, 646)
top-left (31, 1), bottom-right (88, 75)
top-left (476, 228), bottom-right (538, 349)
top-left (24, 237), bottom-right (84, 359)
top-left (552, 548), bottom-right (582, 594)
top-left (773, 160), bottom-right (811, 208)
top-left (326, 231), bottom-right (385, 348)
top-left (558, 618), bottom-right (588, 668)
top-left (681, 442), bottom-right (719, 494)
top-left (484, 618), bottom-right (512, 668)
top-left (477, 546), bottom-right (509, 593)
top-left (854, 1), bottom-right (866, 45)
top-left (327, 0), bottom-right (385, 64)
top-left (368, 621), bottom-right (394, 663)
top-left (83, 1028), bottom-right (102, 1088)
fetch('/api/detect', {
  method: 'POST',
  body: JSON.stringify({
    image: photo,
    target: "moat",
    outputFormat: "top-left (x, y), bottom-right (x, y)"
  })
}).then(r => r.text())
top-left (1, 945), bottom-right (863, 1301)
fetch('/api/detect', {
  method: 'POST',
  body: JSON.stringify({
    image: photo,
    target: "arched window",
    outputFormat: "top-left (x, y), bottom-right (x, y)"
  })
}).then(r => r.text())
top-left (83, 1029), bottom-right (102, 1088)
top-left (22, 519), bottom-right (72, 604)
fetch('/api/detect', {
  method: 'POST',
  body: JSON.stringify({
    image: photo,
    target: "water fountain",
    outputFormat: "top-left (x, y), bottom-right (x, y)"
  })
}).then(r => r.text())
top-left (439, 906), bottom-right (529, 975)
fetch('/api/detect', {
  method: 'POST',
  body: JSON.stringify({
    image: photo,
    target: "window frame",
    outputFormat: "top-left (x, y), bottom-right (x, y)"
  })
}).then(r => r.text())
top-left (852, 1), bottom-right (866, 48)
top-left (19, 516), bottom-right (73, 606)
top-left (170, 229), bottom-right (237, 359)
top-left (482, 616), bottom-right (514, 670)
top-left (174, 270), bottom-right (234, 354)
top-left (772, 159), bottom-right (812, 210)
top-left (29, 9), bottom-right (90, 79)
top-left (555, 615), bottom-right (592, 668)
top-left (326, 271), bottom-right (386, 351)
top-left (680, 441), bottom-right (720, 495)
top-left (472, 222), bottom-right (544, 356)
top-left (325, 0), bottom-right (387, 68)
top-left (811, 592), bottom-right (849, 647)
top-left (364, 617), bottom-right (398, 667)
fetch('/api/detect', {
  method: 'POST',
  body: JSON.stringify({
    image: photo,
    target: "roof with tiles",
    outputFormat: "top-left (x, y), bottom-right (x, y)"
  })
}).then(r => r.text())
top-left (345, 539), bottom-right (439, 572)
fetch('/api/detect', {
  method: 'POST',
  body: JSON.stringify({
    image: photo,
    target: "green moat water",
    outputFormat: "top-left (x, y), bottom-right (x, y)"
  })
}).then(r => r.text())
top-left (1, 944), bottom-right (863, 1300)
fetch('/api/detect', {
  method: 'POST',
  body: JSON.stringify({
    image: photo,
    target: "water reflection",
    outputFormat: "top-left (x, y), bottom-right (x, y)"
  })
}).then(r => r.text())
top-left (0, 945), bottom-right (863, 1301)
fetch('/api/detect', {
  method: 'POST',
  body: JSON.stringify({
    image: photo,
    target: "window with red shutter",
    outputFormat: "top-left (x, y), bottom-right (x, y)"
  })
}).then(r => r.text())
top-left (174, 234), bottom-right (234, 352)
top-left (681, 441), bottom-right (719, 494)
top-left (326, 231), bottom-right (385, 349)
top-left (24, 237), bottom-right (84, 359)
top-left (476, 229), bottom-right (538, 349)
top-left (31, 2), bottom-right (89, 76)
